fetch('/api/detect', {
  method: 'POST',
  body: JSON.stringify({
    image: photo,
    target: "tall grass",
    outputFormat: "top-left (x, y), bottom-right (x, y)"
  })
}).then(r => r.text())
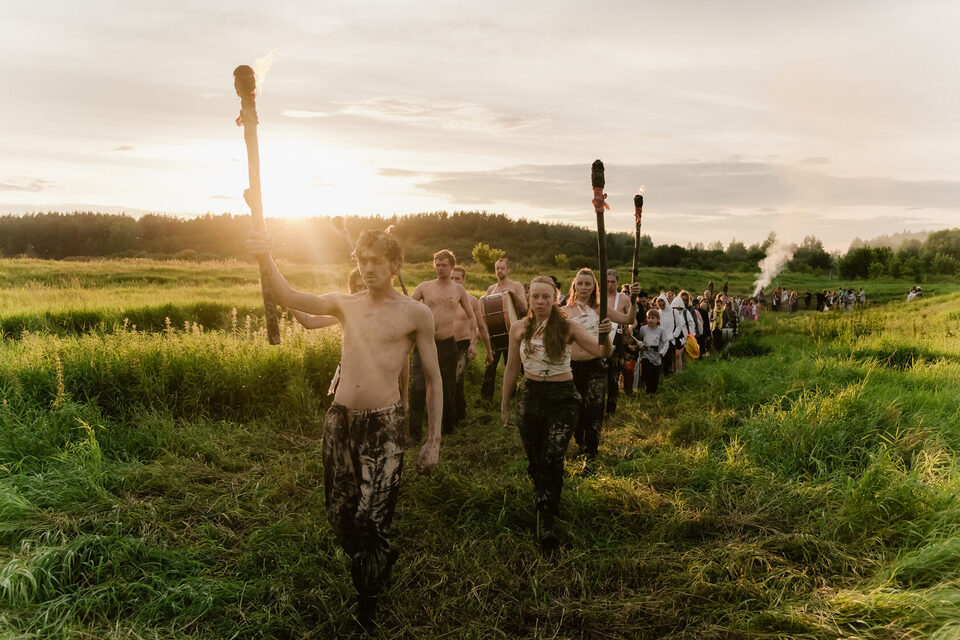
top-left (0, 261), bottom-right (957, 637)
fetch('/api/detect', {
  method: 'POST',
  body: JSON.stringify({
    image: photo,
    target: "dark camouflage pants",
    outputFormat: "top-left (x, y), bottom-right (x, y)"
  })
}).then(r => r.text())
top-left (571, 358), bottom-right (606, 459)
top-left (322, 402), bottom-right (405, 598)
top-left (409, 336), bottom-right (458, 438)
top-left (455, 339), bottom-right (470, 422)
top-left (517, 379), bottom-right (580, 517)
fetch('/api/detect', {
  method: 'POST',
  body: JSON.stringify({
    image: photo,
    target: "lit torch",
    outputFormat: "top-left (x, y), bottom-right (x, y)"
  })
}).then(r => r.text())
top-left (234, 64), bottom-right (281, 345)
top-left (632, 186), bottom-right (645, 293)
top-left (592, 160), bottom-right (609, 344)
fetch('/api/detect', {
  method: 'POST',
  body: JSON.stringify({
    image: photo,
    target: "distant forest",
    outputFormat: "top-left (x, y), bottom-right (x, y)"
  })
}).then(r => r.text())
top-left (1, 211), bottom-right (958, 278)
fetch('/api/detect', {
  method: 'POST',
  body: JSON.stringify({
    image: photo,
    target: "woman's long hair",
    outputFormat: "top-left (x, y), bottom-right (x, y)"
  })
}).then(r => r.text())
top-left (565, 267), bottom-right (598, 309)
top-left (523, 275), bottom-right (570, 361)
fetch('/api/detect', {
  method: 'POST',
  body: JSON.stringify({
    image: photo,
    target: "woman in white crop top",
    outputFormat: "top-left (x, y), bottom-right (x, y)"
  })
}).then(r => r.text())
top-left (564, 268), bottom-right (637, 474)
top-left (500, 276), bottom-right (612, 550)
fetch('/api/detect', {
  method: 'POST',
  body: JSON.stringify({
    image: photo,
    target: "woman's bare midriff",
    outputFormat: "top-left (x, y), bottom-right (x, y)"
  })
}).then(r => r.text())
top-left (524, 372), bottom-right (573, 382)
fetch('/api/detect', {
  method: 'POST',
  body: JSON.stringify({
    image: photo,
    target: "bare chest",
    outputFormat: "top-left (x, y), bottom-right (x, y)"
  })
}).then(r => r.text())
top-left (343, 301), bottom-right (416, 346)
top-left (421, 285), bottom-right (460, 314)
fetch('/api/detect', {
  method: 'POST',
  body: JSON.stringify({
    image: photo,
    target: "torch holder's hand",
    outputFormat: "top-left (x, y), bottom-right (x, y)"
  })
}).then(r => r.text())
top-left (246, 231), bottom-right (273, 257)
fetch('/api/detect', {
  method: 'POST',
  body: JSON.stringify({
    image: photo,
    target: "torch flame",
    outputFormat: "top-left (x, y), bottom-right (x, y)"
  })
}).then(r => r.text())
top-left (636, 186), bottom-right (645, 196)
top-left (251, 48), bottom-right (280, 95)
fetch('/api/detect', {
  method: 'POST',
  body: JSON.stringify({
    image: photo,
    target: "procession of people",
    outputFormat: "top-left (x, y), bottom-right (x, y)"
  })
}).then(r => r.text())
top-left (246, 216), bottom-right (908, 635)
top-left (249, 214), bottom-right (799, 629)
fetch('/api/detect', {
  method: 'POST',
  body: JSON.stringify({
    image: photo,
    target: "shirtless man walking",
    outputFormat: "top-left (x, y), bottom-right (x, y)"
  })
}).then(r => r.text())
top-left (481, 258), bottom-right (528, 400)
top-left (247, 230), bottom-right (441, 634)
top-left (450, 266), bottom-right (494, 423)
top-left (410, 249), bottom-right (478, 438)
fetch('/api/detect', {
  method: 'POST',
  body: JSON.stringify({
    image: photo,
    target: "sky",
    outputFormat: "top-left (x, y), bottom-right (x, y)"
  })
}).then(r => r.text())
top-left (3, 0), bottom-right (959, 251)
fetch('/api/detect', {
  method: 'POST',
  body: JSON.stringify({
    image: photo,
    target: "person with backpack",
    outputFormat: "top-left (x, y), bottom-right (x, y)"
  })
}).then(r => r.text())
top-left (672, 291), bottom-right (698, 373)
top-left (655, 294), bottom-right (680, 377)
top-left (697, 298), bottom-right (712, 357)
top-left (721, 296), bottom-right (739, 343)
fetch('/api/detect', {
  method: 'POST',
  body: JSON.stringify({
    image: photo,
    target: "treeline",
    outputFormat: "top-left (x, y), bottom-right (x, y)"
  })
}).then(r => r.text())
top-left (838, 229), bottom-right (960, 279)
top-left (0, 210), bottom-right (791, 271)
top-left (1, 210), bottom-right (956, 279)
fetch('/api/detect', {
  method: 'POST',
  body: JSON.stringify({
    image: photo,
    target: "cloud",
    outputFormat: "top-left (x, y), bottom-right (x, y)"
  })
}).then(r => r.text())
top-left (383, 160), bottom-right (960, 213)
top-left (378, 168), bottom-right (424, 178)
top-left (111, 145), bottom-right (135, 152)
top-left (282, 110), bottom-right (334, 119)
top-left (285, 96), bottom-right (545, 133)
top-left (0, 177), bottom-right (54, 192)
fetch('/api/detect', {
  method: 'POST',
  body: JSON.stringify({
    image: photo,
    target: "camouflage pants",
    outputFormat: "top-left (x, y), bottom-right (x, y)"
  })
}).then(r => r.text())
top-left (409, 337), bottom-right (458, 439)
top-left (571, 358), bottom-right (607, 459)
top-left (455, 339), bottom-right (470, 422)
top-left (322, 402), bottom-right (406, 598)
top-left (517, 379), bottom-right (580, 517)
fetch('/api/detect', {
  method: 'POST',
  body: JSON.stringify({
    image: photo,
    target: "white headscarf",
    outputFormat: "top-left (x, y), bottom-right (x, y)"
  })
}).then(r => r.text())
top-left (670, 295), bottom-right (696, 336)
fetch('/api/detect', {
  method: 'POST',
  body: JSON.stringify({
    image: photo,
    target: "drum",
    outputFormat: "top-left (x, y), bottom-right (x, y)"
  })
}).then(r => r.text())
top-left (482, 292), bottom-right (519, 352)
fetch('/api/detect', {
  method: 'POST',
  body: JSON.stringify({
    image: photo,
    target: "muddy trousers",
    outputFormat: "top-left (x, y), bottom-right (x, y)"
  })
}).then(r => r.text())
top-left (571, 359), bottom-right (606, 459)
top-left (517, 379), bottom-right (580, 517)
top-left (454, 339), bottom-right (470, 422)
top-left (409, 336), bottom-right (458, 439)
top-left (322, 402), bottom-right (406, 599)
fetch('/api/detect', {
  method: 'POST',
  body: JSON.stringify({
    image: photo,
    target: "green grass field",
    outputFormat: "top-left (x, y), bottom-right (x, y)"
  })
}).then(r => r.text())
top-left (0, 258), bottom-right (958, 638)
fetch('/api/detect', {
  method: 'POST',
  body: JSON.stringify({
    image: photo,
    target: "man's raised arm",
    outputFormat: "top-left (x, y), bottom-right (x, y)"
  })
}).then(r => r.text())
top-left (247, 232), bottom-right (344, 318)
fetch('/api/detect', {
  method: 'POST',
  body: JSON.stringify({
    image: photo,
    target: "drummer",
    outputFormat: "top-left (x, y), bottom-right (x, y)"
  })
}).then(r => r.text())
top-left (481, 258), bottom-right (528, 401)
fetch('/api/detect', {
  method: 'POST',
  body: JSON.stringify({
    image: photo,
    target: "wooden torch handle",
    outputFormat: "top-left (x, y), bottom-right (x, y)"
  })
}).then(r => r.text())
top-left (632, 193), bottom-right (643, 294)
top-left (235, 65), bottom-right (281, 345)
top-left (592, 159), bottom-right (608, 344)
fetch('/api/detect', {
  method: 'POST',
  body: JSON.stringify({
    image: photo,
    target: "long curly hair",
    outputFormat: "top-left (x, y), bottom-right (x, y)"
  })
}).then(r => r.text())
top-left (522, 276), bottom-right (569, 361)
top-left (565, 267), bottom-right (598, 309)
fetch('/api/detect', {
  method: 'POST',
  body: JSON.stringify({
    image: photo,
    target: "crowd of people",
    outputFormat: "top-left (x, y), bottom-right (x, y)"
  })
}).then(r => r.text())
top-left (244, 228), bottom-right (901, 634)
top-left (766, 285), bottom-right (868, 312)
top-left (613, 283), bottom-right (749, 396)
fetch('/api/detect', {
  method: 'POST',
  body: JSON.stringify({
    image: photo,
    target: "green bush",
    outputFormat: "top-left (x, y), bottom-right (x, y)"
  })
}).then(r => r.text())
top-left (471, 242), bottom-right (506, 271)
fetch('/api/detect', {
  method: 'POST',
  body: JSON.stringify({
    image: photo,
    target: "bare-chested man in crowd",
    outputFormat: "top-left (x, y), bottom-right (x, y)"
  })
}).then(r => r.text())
top-left (247, 229), bottom-right (441, 634)
top-left (410, 249), bottom-right (478, 438)
top-left (481, 258), bottom-right (528, 400)
top-left (605, 269), bottom-right (640, 415)
top-left (450, 266), bottom-right (494, 424)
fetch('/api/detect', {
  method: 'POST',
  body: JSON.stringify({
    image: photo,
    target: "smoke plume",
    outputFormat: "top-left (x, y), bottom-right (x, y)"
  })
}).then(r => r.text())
top-left (753, 239), bottom-right (794, 296)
